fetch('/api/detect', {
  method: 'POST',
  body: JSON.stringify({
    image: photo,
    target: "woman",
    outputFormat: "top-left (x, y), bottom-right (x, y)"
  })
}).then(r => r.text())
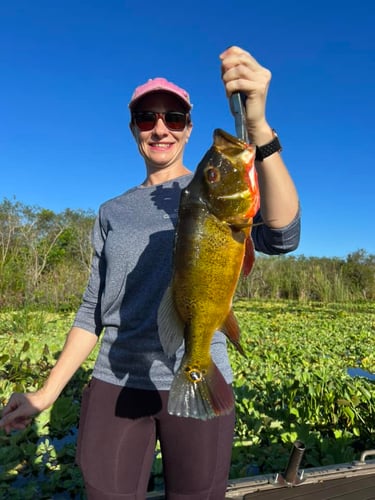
top-left (0, 46), bottom-right (300, 499)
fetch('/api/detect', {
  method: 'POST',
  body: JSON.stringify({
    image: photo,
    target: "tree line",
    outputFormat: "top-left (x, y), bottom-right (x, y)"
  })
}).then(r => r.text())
top-left (0, 198), bottom-right (374, 310)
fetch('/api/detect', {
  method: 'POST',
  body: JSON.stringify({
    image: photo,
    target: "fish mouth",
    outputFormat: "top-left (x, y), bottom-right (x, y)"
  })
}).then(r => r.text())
top-left (213, 128), bottom-right (254, 164)
top-left (214, 128), bottom-right (244, 146)
top-left (217, 189), bottom-right (251, 200)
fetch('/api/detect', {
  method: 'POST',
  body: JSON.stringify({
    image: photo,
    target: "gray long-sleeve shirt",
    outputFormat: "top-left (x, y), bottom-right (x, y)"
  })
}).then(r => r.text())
top-left (73, 173), bottom-right (300, 390)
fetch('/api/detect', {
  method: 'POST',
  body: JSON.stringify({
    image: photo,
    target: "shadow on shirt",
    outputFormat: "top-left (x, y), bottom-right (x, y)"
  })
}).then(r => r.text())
top-left (115, 386), bottom-right (164, 418)
top-left (149, 181), bottom-right (185, 222)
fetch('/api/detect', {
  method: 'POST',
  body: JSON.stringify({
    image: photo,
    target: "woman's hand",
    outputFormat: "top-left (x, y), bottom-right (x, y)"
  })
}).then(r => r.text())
top-left (220, 46), bottom-right (272, 140)
top-left (0, 391), bottom-right (49, 433)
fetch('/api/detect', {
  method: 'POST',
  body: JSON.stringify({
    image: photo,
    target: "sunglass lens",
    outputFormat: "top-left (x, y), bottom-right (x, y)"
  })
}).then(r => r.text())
top-left (134, 112), bottom-right (156, 131)
top-left (164, 112), bottom-right (187, 131)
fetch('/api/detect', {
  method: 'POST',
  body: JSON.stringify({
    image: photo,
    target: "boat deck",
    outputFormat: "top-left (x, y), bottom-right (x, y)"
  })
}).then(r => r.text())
top-left (148, 454), bottom-right (375, 500)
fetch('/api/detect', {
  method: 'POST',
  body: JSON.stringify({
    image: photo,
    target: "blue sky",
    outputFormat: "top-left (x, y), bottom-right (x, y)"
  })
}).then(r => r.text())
top-left (1, 1), bottom-right (374, 258)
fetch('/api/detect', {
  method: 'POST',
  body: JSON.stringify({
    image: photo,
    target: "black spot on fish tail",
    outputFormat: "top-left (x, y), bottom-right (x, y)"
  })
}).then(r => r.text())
top-left (168, 358), bottom-right (234, 420)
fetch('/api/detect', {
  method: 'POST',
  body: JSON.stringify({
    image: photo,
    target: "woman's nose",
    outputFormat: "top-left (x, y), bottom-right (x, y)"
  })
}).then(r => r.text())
top-left (153, 116), bottom-right (169, 134)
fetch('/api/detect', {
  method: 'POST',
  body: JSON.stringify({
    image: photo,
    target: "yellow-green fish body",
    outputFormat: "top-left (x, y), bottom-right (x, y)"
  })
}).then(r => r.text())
top-left (158, 128), bottom-right (259, 419)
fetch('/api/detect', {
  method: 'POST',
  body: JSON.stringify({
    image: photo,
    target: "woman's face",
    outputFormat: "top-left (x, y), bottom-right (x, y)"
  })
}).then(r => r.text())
top-left (130, 92), bottom-right (192, 172)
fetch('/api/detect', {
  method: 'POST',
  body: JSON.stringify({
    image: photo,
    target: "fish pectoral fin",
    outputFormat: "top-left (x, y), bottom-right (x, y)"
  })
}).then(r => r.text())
top-left (222, 308), bottom-right (246, 357)
top-left (242, 235), bottom-right (255, 277)
top-left (229, 220), bottom-right (252, 230)
top-left (157, 285), bottom-right (184, 357)
top-left (168, 358), bottom-right (234, 420)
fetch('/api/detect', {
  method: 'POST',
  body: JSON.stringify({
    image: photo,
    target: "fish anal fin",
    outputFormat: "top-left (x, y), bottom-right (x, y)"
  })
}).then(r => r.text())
top-left (157, 286), bottom-right (184, 357)
top-left (222, 309), bottom-right (246, 357)
top-left (168, 359), bottom-right (234, 420)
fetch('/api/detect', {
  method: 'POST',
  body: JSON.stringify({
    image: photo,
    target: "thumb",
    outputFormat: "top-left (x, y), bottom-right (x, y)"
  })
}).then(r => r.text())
top-left (0, 412), bottom-right (12, 427)
top-left (0, 394), bottom-right (36, 425)
top-left (0, 404), bottom-right (23, 425)
top-left (0, 406), bottom-right (34, 433)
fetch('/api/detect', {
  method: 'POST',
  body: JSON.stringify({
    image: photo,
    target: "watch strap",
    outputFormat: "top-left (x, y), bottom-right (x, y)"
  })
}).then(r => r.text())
top-left (255, 131), bottom-right (282, 161)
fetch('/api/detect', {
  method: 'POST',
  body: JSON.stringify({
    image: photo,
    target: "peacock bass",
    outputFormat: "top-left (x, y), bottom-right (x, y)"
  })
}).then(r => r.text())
top-left (157, 128), bottom-right (260, 420)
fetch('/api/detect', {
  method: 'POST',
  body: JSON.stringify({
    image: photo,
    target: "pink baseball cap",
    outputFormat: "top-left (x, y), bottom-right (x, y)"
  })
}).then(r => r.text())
top-left (129, 77), bottom-right (192, 111)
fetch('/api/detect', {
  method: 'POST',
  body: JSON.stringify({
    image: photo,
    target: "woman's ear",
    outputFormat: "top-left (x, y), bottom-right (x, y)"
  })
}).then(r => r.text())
top-left (185, 121), bottom-right (193, 142)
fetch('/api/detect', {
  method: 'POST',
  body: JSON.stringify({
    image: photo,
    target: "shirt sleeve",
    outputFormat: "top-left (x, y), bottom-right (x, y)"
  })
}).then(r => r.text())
top-left (251, 207), bottom-right (301, 255)
top-left (72, 210), bottom-right (107, 335)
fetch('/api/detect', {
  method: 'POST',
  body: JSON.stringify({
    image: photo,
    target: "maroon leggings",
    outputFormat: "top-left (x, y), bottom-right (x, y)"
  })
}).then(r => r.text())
top-left (76, 378), bottom-right (235, 500)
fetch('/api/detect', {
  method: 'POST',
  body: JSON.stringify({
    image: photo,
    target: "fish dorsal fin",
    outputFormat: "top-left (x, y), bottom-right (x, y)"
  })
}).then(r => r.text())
top-left (242, 236), bottom-right (255, 277)
top-left (157, 285), bottom-right (184, 358)
top-left (222, 308), bottom-right (246, 357)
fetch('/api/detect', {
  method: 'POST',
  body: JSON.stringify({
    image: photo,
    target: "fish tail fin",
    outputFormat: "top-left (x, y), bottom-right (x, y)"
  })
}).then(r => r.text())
top-left (168, 358), bottom-right (234, 420)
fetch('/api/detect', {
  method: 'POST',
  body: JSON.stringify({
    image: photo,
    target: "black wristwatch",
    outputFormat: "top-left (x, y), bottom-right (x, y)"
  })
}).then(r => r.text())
top-left (255, 130), bottom-right (282, 161)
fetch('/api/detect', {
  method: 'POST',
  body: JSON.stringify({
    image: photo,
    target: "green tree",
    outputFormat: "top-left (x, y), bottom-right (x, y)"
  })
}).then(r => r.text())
top-left (342, 250), bottom-right (375, 299)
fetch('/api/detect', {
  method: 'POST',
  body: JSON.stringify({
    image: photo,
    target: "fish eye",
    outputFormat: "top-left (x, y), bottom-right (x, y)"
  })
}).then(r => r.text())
top-left (204, 166), bottom-right (221, 184)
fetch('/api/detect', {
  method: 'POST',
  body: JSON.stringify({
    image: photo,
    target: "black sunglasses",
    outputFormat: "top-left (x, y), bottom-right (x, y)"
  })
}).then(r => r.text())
top-left (132, 111), bottom-right (189, 132)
